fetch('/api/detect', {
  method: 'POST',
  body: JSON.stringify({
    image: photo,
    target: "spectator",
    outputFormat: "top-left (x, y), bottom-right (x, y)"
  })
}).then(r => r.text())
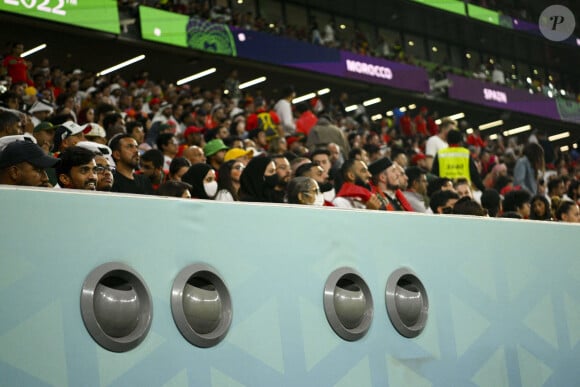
top-left (332, 158), bottom-right (380, 210)
top-left (56, 146), bottom-right (98, 190)
top-left (157, 180), bottom-right (192, 198)
top-left (238, 156), bottom-right (279, 202)
top-left (555, 200), bottom-right (580, 223)
top-left (287, 176), bottom-right (323, 205)
top-left (0, 140), bottom-right (57, 186)
top-left (273, 86), bottom-right (296, 135)
top-left (110, 133), bottom-right (154, 195)
top-left (502, 189), bottom-right (532, 219)
top-left (514, 142), bottom-right (544, 195)
top-left (530, 194), bottom-right (552, 221)
top-left (182, 163), bottom-right (218, 199)
top-left (403, 166), bottom-right (429, 212)
top-left (215, 159), bottom-right (243, 201)
top-left (168, 157), bottom-right (191, 182)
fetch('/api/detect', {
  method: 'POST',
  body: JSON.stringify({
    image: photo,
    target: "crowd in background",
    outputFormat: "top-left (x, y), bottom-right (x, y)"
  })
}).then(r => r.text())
top-left (118, 0), bottom-right (580, 101)
top-left (1, 39), bottom-right (579, 223)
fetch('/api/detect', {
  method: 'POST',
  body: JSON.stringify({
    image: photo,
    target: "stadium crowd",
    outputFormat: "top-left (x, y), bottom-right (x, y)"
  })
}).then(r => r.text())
top-left (1, 40), bottom-right (579, 222)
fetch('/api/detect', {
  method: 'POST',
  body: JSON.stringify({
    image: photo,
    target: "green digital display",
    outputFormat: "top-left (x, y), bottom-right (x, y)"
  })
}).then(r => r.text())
top-left (468, 4), bottom-right (500, 25)
top-left (0, 0), bottom-right (120, 34)
top-left (409, 0), bottom-right (466, 16)
top-left (139, 6), bottom-right (236, 56)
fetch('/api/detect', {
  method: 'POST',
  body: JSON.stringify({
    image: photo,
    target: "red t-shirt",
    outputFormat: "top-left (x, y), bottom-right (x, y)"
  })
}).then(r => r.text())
top-left (2, 55), bottom-right (31, 85)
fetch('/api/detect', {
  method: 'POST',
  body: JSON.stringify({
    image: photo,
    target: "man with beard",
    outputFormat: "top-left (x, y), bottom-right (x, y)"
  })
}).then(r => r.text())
top-left (270, 154), bottom-right (291, 202)
top-left (332, 158), bottom-right (381, 210)
top-left (110, 134), bottom-right (154, 195)
top-left (368, 157), bottom-right (414, 211)
top-left (55, 146), bottom-right (99, 191)
top-left (76, 141), bottom-right (115, 192)
top-left (0, 140), bottom-right (58, 187)
top-left (310, 148), bottom-right (336, 202)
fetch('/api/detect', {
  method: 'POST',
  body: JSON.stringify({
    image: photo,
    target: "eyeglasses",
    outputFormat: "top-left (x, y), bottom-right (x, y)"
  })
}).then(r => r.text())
top-left (96, 166), bottom-right (115, 174)
top-left (78, 166), bottom-right (111, 175)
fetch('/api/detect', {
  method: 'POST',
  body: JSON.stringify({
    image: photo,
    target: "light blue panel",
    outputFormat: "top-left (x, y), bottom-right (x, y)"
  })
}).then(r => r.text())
top-left (1, 187), bottom-right (579, 386)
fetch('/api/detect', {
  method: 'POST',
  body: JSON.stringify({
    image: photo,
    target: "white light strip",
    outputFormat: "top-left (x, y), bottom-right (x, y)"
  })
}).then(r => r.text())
top-left (292, 92), bottom-right (316, 104)
top-left (448, 112), bottom-right (465, 120)
top-left (574, 143), bottom-right (578, 149)
top-left (489, 134), bottom-right (498, 140)
top-left (560, 145), bottom-right (569, 152)
top-left (345, 104), bottom-right (358, 112)
top-left (371, 114), bottom-right (383, 121)
top-left (239, 76), bottom-right (267, 89)
top-left (503, 125), bottom-right (532, 136)
top-left (548, 131), bottom-right (570, 142)
top-left (408, 104), bottom-right (417, 110)
top-left (386, 111), bottom-right (394, 117)
top-left (363, 97), bottom-right (381, 107)
top-left (435, 119), bottom-right (442, 125)
top-left (97, 55), bottom-right (145, 76)
top-left (466, 128), bottom-right (474, 134)
top-left (478, 120), bottom-right (503, 131)
top-left (20, 44), bottom-right (47, 58)
top-left (176, 68), bottom-right (217, 85)
top-left (317, 88), bottom-right (330, 95)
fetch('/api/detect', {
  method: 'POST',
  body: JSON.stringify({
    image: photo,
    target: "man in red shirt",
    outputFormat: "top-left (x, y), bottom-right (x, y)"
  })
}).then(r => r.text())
top-left (2, 43), bottom-right (32, 86)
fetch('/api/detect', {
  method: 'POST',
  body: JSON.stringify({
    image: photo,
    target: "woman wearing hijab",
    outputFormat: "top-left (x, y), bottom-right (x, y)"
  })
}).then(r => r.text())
top-left (238, 156), bottom-right (280, 202)
top-left (181, 163), bottom-right (218, 199)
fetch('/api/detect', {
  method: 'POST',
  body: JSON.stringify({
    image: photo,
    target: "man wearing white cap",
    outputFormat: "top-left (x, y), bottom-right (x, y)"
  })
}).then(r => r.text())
top-left (52, 121), bottom-right (91, 156)
top-left (83, 123), bottom-right (107, 145)
top-left (28, 99), bottom-right (54, 127)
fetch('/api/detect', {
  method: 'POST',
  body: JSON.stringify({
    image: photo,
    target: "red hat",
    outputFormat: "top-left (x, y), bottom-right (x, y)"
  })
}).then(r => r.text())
top-left (184, 126), bottom-right (204, 137)
top-left (149, 97), bottom-right (161, 105)
top-left (411, 153), bottom-right (426, 165)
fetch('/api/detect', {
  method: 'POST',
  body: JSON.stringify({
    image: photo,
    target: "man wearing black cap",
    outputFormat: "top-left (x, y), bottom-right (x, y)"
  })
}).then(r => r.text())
top-left (0, 141), bottom-right (58, 187)
top-left (431, 129), bottom-right (485, 192)
top-left (368, 157), bottom-right (414, 211)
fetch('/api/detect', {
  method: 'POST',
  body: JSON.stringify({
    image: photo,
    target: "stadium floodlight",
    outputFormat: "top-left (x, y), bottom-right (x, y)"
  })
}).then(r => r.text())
top-left (548, 132), bottom-right (570, 142)
top-left (317, 88), bottom-right (330, 95)
top-left (371, 114), bottom-right (383, 121)
top-left (345, 104), bottom-right (358, 112)
top-left (97, 55), bottom-right (145, 76)
top-left (503, 125), bottom-right (531, 137)
top-left (239, 76), bottom-right (267, 89)
top-left (21, 44), bottom-right (46, 58)
top-left (292, 93), bottom-right (316, 104)
top-left (363, 97), bottom-right (381, 107)
top-left (176, 68), bottom-right (217, 86)
top-left (478, 120), bottom-right (503, 130)
top-left (448, 112), bottom-right (465, 120)
top-left (408, 104), bottom-right (417, 110)
top-left (560, 145), bottom-right (569, 152)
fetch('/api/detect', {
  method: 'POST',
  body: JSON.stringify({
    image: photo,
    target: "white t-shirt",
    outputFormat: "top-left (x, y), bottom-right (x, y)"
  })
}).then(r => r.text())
top-left (425, 135), bottom-right (448, 157)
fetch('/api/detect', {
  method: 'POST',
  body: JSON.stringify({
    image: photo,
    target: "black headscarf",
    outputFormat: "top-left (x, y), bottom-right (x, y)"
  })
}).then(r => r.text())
top-left (239, 156), bottom-right (276, 202)
top-left (182, 163), bottom-right (212, 199)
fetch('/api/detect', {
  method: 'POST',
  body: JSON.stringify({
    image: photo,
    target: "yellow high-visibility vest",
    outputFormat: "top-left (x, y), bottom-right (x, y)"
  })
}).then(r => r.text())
top-left (437, 147), bottom-right (471, 181)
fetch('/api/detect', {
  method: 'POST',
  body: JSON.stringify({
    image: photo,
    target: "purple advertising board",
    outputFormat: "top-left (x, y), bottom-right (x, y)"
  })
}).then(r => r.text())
top-left (232, 28), bottom-right (429, 93)
top-left (447, 74), bottom-right (561, 120)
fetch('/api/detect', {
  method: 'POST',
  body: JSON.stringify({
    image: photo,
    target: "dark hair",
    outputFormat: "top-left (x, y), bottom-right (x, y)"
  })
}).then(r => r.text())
top-left (567, 179), bottom-right (580, 202)
top-left (295, 162), bottom-right (315, 178)
top-left (217, 160), bottom-right (240, 201)
top-left (429, 189), bottom-right (460, 213)
top-left (481, 189), bottom-right (501, 217)
top-left (502, 189), bottom-right (531, 212)
top-left (141, 149), bottom-right (164, 169)
top-left (500, 211), bottom-right (522, 219)
top-left (0, 110), bottom-right (20, 133)
top-left (157, 180), bottom-right (191, 198)
top-left (310, 148), bottom-right (331, 159)
top-left (169, 157), bottom-right (191, 178)
top-left (126, 121), bottom-right (143, 134)
top-left (547, 176), bottom-right (563, 195)
top-left (530, 194), bottom-right (552, 220)
top-left (108, 133), bottom-right (134, 153)
top-left (523, 142), bottom-right (545, 172)
top-left (447, 130), bottom-right (462, 145)
top-left (102, 112), bottom-right (123, 130)
top-left (287, 176), bottom-right (316, 204)
top-left (348, 147), bottom-right (364, 160)
top-left (340, 158), bottom-right (357, 182)
top-left (452, 196), bottom-right (487, 216)
top-left (56, 146), bottom-right (95, 180)
top-left (555, 200), bottom-right (577, 221)
top-left (405, 166), bottom-right (426, 187)
top-left (427, 177), bottom-right (452, 198)
top-left (156, 133), bottom-right (174, 151)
